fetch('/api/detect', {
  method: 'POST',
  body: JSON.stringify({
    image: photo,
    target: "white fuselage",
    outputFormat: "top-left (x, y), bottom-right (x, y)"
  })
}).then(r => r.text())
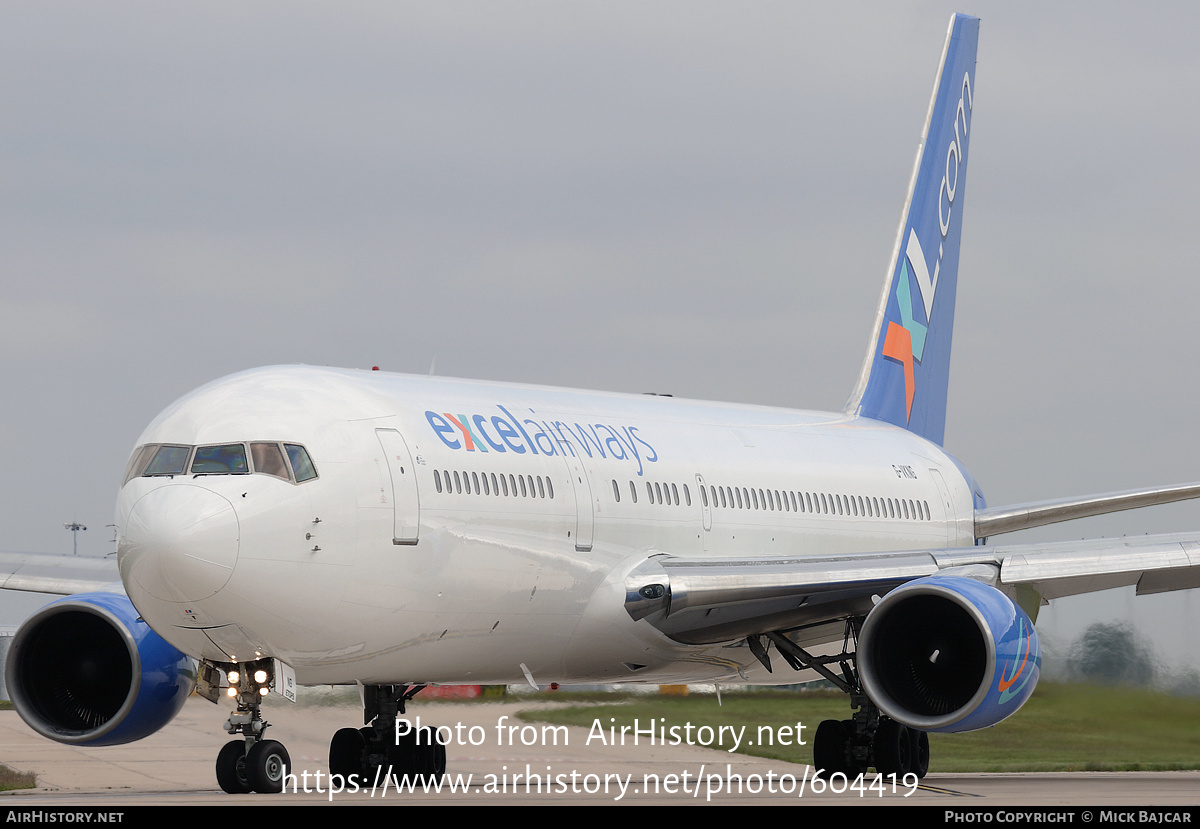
top-left (115, 365), bottom-right (975, 687)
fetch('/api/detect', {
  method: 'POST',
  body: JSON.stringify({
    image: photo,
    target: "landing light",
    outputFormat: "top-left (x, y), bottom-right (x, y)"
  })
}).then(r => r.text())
top-left (254, 670), bottom-right (268, 684)
top-left (228, 670), bottom-right (240, 684)
top-left (259, 687), bottom-right (269, 697)
top-left (226, 687), bottom-right (237, 698)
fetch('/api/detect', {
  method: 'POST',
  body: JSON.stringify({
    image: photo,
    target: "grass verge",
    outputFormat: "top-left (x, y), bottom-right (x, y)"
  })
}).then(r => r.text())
top-left (515, 683), bottom-right (1200, 773)
top-left (0, 764), bottom-right (36, 792)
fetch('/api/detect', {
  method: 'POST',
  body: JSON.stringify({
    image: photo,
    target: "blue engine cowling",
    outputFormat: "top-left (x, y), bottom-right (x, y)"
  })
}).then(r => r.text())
top-left (857, 575), bottom-right (1040, 733)
top-left (5, 592), bottom-right (196, 746)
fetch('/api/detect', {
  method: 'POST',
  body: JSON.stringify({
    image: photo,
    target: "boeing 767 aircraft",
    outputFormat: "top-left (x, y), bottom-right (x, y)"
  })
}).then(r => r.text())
top-left (5, 13), bottom-right (1200, 793)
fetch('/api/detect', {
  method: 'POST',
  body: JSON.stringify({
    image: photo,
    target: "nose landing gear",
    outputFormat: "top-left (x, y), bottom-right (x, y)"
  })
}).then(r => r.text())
top-left (210, 660), bottom-right (292, 794)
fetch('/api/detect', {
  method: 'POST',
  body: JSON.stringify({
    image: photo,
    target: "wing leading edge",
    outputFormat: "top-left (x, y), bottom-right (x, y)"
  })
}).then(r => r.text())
top-left (974, 481), bottom-right (1200, 539)
top-left (624, 532), bottom-right (1200, 646)
top-left (0, 551), bottom-right (121, 596)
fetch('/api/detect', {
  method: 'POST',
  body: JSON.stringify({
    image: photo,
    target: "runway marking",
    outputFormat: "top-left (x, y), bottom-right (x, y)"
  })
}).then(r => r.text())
top-left (918, 782), bottom-right (984, 797)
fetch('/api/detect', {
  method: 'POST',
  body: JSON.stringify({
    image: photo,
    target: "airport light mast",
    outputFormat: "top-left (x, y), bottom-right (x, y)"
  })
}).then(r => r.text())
top-left (64, 521), bottom-right (87, 556)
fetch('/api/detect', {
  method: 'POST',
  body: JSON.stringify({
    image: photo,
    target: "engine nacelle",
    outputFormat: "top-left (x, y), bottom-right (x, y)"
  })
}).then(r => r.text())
top-left (5, 592), bottom-right (196, 746)
top-left (858, 575), bottom-right (1040, 733)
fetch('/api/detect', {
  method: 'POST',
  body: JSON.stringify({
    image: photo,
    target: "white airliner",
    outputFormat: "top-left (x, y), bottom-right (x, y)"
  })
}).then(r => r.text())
top-left (5, 12), bottom-right (1200, 794)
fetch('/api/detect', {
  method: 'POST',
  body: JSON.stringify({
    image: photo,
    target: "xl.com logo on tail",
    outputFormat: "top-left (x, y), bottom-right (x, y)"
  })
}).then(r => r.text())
top-left (883, 70), bottom-right (974, 424)
top-left (881, 69), bottom-right (972, 423)
top-left (881, 230), bottom-right (939, 421)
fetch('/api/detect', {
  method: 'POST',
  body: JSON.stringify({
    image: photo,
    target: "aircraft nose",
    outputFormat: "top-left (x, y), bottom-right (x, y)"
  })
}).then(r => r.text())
top-left (119, 484), bottom-right (240, 603)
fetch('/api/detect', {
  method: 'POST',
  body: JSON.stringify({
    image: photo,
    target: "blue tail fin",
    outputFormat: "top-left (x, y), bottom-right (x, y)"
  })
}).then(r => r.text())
top-left (844, 14), bottom-right (979, 446)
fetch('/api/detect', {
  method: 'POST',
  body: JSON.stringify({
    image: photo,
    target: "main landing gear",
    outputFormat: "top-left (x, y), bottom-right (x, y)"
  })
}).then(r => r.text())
top-left (747, 620), bottom-right (930, 780)
top-left (328, 684), bottom-right (446, 786)
top-left (810, 692), bottom-right (930, 779)
top-left (206, 660), bottom-right (292, 794)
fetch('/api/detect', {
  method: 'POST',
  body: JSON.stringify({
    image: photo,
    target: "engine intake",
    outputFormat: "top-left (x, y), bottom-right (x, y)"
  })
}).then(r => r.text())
top-left (5, 592), bottom-right (196, 746)
top-left (858, 576), bottom-right (1039, 733)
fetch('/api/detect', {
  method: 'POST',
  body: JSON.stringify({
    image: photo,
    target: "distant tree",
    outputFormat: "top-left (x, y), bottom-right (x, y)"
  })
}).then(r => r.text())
top-left (1034, 629), bottom-right (1071, 682)
top-left (1070, 622), bottom-right (1157, 686)
top-left (1164, 668), bottom-right (1200, 697)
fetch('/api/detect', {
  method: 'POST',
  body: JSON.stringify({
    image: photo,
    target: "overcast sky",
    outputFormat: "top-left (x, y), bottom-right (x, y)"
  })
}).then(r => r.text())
top-left (3, 1), bottom-right (1199, 669)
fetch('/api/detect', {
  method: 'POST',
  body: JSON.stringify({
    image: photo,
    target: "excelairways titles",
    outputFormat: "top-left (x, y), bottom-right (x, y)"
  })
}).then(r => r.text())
top-left (425, 405), bottom-right (659, 476)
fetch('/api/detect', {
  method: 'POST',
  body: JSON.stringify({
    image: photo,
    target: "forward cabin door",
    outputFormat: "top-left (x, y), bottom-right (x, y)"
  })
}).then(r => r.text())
top-left (556, 434), bottom-right (594, 552)
top-left (376, 428), bottom-right (420, 545)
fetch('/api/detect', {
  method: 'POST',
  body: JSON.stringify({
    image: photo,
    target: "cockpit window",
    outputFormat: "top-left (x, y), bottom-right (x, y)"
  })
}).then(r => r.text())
top-left (125, 440), bottom-right (317, 484)
top-left (284, 444), bottom-right (317, 483)
top-left (191, 444), bottom-right (249, 474)
top-left (144, 445), bottom-right (191, 476)
top-left (251, 442), bottom-right (290, 480)
top-left (123, 444), bottom-right (160, 485)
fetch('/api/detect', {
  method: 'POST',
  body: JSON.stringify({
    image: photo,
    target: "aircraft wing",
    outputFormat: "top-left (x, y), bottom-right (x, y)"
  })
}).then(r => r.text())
top-left (973, 482), bottom-right (1200, 539)
top-left (623, 532), bottom-right (1200, 645)
top-left (0, 551), bottom-right (121, 596)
